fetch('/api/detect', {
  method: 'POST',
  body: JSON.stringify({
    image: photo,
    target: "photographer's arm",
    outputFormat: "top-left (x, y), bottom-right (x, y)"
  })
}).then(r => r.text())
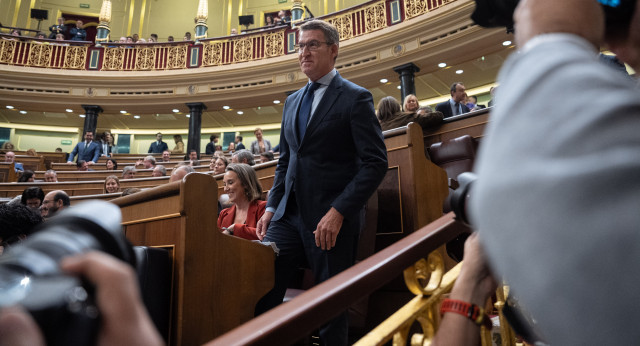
top-left (0, 252), bottom-right (163, 346)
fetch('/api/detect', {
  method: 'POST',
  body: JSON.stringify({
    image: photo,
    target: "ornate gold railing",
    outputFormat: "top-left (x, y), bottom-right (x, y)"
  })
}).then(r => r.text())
top-left (0, 0), bottom-right (459, 71)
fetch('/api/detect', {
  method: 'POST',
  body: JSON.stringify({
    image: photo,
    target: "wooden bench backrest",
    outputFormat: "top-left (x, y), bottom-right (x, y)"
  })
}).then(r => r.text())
top-left (111, 173), bottom-right (275, 346)
top-left (0, 162), bottom-right (17, 182)
top-left (0, 154), bottom-right (45, 172)
top-left (35, 164), bottom-right (212, 182)
top-left (423, 107), bottom-right (490, 147)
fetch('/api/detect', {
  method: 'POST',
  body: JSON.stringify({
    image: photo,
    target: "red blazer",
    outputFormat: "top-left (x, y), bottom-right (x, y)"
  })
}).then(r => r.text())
top-left (217, 200), bottom-right (267, 240)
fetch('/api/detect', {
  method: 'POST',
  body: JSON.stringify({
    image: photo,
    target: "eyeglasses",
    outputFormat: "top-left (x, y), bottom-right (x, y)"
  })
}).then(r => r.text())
top-left (294, 40), bottom-right (330, 53)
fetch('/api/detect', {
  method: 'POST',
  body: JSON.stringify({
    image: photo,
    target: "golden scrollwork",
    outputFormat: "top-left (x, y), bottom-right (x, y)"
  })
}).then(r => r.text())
top-left (63, 46), bottom-right (87, 69)
top-left (167, 45), bottom-right (188, 69)
top-left (264, 32), bottom-right (284, 58)
top-left (404, 0), bottom-right (428, 18)
top-left (0, 40), bottom-right (16, 63)
top-left (202, 42), bottom-right (222, 66)
top-left (233, 38), bottom-right (253, 62)
top-left (328, 15), bottom-right (353, 40)
top-left (403, 251), bottom-right (444, 296)
top-left (365, 2), bottom-right (387, 33)
top-left (28, 44), bottom-right (53, 67)
top-left (103, 47), bottom-right (125, 70)
top-left (135, 47), bottom-right (155, 70)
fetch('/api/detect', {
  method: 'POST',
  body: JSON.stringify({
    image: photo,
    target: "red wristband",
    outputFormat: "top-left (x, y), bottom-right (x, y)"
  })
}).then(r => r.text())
top-left (440, 298), bottom-right (492, 328)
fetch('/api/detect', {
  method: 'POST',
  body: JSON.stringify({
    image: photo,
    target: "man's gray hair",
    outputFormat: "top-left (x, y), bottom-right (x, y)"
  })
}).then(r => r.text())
top-left (173, 164), bottom-right (196, 174)
top-left (45, 169), bottom-right (57, 176)
top-left (145, 155), bottom-right (156, 165)
top-left (299, 20), bottom-right (340, 46)
top-left (122, 166), bottom-right (137, 177)
top-left (232, 149), bottom-right (255, 166)
top-left (154, 165), bottom-right (167, 176)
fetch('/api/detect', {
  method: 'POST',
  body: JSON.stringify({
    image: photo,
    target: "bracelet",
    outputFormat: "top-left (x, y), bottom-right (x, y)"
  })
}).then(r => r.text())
top-left (440, 298), bottom-right (492, 328)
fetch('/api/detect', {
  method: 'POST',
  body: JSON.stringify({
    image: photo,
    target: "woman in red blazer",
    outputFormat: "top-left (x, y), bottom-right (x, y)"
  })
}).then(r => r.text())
top-left (217, 163), bottom-right (266, 240)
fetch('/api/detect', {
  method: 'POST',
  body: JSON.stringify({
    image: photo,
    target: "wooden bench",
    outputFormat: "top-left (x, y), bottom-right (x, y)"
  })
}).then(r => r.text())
top-left (0, 176), bottom-right (170, 197)
top-left (51, 160), bottom-right (211, 171)
top-left (0, 162), bottom-right (17, 182)
top-left (35, 164), bottom-right (213, 182)
top-left (423, 107), bottom-right (490, 147)
top-left (111, 173), bottom-right (275, 345)
top-left (0, 154), bottom-right (45, 172)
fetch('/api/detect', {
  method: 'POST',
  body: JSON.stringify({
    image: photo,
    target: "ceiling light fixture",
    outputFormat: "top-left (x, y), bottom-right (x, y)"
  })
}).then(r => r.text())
top-left (186, 114), bottom-right (190, 118)
top-left (120, 110), bottom-right (127, 114)
top-left (438, 63), bottom-right (447, 68)
top-left (172, 109), bottom-right (180, 113)
top-left (456, 70), bottom-right (464, 74)
top-left (6, 105), bottom-right (14, 109)
top-left (133, 115), bottom-right (140, 119)
top-left (503, 40), bottom-right (512, 46)
top-left (19, 110), bottom-right (27, 114)
top-left (397, 85), bottom-right (402, 90)
top-left (79, 114), bottom-right (86, 118)
top-left (65, 109), bottom-right (73, 112)
top-left (237, 111), bottom-right (243, 115)
top-left (223, 106), bottom-right (230, 110)
top-left (380, 78), bottom-right (388, 83)
top-left (273, 100), bottom-right (280, 104)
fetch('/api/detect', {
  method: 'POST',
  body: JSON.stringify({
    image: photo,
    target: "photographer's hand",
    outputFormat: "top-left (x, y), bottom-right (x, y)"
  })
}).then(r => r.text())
top-left (61, 252), bottom-right (164, 346)
top-left (0, 306), bottom-right (45, 346)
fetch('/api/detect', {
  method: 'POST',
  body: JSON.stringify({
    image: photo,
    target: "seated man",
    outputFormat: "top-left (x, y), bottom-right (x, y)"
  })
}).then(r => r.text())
top-left (76, 160), bottom-right (92, 171)
top-left (169, 164), bottom-right (195, 182)
top-left (231, 149), bottom-right (255, 166)
top-left (0, 203), bottom-right (43, 255)
top-left (152, 165), bottom-right (166, 177)
top-left (44, 170), bottom-right (58, 182)
top-left (122, 166), bottom-right (137, 179)
top-left (161, 150), bottom-right (171, 163)
top-left (136, 156), bottom-right (156, 169)
top-left (187, 149), bottom-right (198, 164)
top-left (4, 151), bottom-right (23, 172)
top-left (40, 190), bottom-right (70, 219)
top-left (260, 151), bottom-right (274, 163)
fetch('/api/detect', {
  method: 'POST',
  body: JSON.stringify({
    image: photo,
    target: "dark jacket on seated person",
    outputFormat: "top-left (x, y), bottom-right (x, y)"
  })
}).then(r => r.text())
top-left (379, 111), bottom-right (444, 131)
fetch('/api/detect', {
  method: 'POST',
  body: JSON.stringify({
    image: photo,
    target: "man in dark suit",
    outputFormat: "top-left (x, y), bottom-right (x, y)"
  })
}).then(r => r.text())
top-left (205, 134), bottom-right (219, 154)
top-left (256, 19), bottom-right (388, 345)
top-left (235, 135), bottom-right (246, 150)
top-left (435, 82), bottom-right (470, 119)
top-left (67, 131), bottom-right (100, 164)
top-left (148, 132), bottom-right (168, 153)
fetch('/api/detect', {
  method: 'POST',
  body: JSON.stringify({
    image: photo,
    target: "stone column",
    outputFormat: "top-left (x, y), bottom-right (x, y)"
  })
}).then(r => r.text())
top-left (186, 102), bottom-right (206, 158)
top-left (81, 105), bottom-right (103, 136)
top-left (393, 62), bottom-right (420, 102)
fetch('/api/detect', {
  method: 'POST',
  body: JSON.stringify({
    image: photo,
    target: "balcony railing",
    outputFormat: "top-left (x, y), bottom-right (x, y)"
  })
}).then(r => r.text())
top-left (0, 0), bottom-right (456, 71)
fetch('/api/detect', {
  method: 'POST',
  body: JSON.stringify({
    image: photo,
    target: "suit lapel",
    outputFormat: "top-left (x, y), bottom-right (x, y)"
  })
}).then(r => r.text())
top-left (300, 74), bottom-right (343, 148)
top-left (290, 89), bottom-right (305, 146)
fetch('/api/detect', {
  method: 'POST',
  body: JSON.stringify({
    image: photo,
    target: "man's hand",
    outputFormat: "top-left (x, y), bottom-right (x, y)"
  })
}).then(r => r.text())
top-left (87, 161), bottom-right (95, 165)
top-left (67, 161), bottom-right (74, 164)
top-left (257, 211), bottom-right (273, 241)
top-left (450, 233), bottom-right (497, 306)
top-left (314, 207), bottom-right (344, 251)
top-left (0, 306), bottom-right (45, 346)
top-left (514, 0), bottom-right (604, 48)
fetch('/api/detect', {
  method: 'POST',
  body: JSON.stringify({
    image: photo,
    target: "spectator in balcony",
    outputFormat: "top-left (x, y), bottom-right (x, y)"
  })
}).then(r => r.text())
top-left (104, 175), bottom-right (121, 194)
top-left (106, 158), bottom-right (118, 170)
top-left (167, 35), bottom-right (174, 42)
top-left (126, 36), bottom-right (134, 44)
top-left (17, 170), bottom-right (35, 183)
top-left (377, 96), bottom-right (443, 131)
top-left (205, 134), bottom-right (219, 155)
top-left (138, 38), bottom-right (146, 43)
top-left (183, 32), bottom-right (192, 41)
top-left (54, 33), bottom-right (67, 45)
top-left (171, 134), bottom-right (184, 154)
top-left (122, 166), bottom-right (136, 179)
top-left (265, 16), bottom-right (275, 27)
top-left (211, 156), bottom-right (228, 175)
top-left (250, 127), bottom-right (272, 154)
top-left (35, 32), bottom-right (47, 40)
top-left (119, 36), bottom-right (127, 43)
top-left (149, 34), bottom-right (158, 43)
top-left (402, 94), bottom-right (420, 113)
top-left (148, 132), bottom-right (168, 154)
top-left (70, 20), bottom-right (87, 41)
top-left (4, 151), bottom-right (23, 172)
top-left (152, 165), bottom-right (166, 177)
top-left (230, 28), bottom-right (238, 36)
top-left (275, 10), bottom-right (288, 25)
top-left (44, 169), bottom-right (58, 182)
top-left (466, 95), bottom-right (485, 111)
top-left (132, 33), bottom-right (139, 42)
top-left (48, 16), bottom-right (67, 39)
top-left (435, 82), bottom-right (470, 119)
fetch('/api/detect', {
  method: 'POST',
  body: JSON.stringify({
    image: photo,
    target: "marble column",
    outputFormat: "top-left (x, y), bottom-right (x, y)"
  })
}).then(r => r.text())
top-left (393, 62), bottom-right (420, 102)
top-left (186, 102), bottom-right (206, 158)
top-left (81, 105), bottom-right (103, 136)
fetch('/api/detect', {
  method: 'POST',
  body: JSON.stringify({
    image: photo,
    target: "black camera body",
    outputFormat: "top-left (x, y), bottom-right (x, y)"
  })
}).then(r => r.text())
top-left (472, 0), bottom-right (636, 38)
top-left (0, 201), bottom-right (135, 346)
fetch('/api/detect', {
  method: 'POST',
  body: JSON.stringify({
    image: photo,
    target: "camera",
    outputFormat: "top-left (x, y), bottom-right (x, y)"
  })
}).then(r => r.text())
top-left (472, 0), bottom-right (636, 38)
top-left (0, 201), bottom-right (135, 346)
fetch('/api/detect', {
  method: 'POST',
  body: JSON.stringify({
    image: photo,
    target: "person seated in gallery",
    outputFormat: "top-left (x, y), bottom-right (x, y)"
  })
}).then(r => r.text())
top-left (217, 163), bottom-right (266, 240)
top-left (171, 135), bottom-right (184, 154)
top-left (17, 170), bottom-right (35, 182)
top-left (106, 158), bottom-right (118, 170)
top-left (376, 96), bottom-right (443, 131)
top-left (4, 151), bottom-right (23, 172)
top-left (210, 156), bottom-right (229, 175)
top-left (104, 175), bottom-right (121, 194)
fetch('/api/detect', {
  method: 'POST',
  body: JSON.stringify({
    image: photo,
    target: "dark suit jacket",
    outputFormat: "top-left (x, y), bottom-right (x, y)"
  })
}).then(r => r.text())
top-left (236, 142), bottom-right (246, 150)
top-left (205, 142), bottom-right (216, 155)
top-left (435, 100), bottom-right (470, 119)
top-left (148, 141), bottom-right (168, 153)
top-left (268, 72), bottom-right (388, 231)
top-left (68, 141), bottom-right (100, 163)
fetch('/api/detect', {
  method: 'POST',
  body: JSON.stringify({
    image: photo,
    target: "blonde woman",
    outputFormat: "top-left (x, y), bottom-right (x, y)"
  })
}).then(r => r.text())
top-left (104, 175), bottom-right (121, 194)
